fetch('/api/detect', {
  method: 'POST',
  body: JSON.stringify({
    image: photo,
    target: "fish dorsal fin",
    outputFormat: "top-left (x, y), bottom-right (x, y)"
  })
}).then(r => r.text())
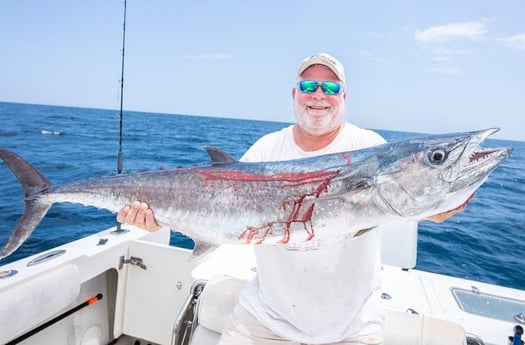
top-left (204, 146), bottom-right (237, 165)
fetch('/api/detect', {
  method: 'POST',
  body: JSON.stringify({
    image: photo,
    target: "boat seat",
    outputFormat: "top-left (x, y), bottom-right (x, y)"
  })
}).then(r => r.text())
top-left (189, 275), bottom-right (466, 345)
top-left (379, 220), bottom-right (418, 269)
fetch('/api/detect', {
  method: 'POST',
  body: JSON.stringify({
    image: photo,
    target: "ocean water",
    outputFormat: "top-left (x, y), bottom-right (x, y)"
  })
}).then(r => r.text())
top-left (0, 101), bottom-right (523, 291)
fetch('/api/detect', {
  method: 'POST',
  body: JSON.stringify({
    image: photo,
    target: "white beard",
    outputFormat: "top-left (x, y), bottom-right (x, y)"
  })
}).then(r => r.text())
top-left (294, 100), bottom-right (345, 136)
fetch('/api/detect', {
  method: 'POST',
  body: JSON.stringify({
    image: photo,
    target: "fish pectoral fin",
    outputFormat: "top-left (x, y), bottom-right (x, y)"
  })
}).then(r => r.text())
top-left (189, 240), bottom-right (218, 262)
top-left (314, 178), bottom-right (373, 202)
top-left (353, 227), bottom-right (376, 238)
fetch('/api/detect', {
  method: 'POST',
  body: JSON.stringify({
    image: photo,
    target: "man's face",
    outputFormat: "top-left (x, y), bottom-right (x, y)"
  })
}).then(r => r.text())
top-left (293, 65), bottom-right (346, 136)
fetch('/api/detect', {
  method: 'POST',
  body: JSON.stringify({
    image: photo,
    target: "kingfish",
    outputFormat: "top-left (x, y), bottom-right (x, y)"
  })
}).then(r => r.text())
top-left (0, 128), bottom-right (512, 259)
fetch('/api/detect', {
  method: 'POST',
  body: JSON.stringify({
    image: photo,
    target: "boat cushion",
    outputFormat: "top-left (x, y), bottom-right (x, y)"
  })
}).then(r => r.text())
top-left (195, 275), bottom-right (246, 332)
top-left (0, 264), bottom-right (81, 344)
top-left (191, 275), bottom-right (466, 345)
top-left (384, 308), bottom-right (466, 345)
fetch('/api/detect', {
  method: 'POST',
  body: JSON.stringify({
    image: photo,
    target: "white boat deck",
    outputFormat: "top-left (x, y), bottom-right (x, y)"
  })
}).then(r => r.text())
top-left (0, 226), bottom-right (523, 345)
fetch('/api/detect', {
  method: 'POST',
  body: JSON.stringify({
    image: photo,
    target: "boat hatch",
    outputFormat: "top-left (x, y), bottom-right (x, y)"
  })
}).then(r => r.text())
top-left (451, 287), bottom-right (525, 323)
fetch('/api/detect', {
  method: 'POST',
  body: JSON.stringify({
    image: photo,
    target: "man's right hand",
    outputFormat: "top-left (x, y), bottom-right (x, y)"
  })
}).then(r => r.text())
top-left (117, 201), bottom-right (161, 231)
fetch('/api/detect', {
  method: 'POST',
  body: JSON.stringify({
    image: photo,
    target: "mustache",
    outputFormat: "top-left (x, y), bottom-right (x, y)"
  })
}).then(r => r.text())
top-left (305, 101), bottom-right (331, 107)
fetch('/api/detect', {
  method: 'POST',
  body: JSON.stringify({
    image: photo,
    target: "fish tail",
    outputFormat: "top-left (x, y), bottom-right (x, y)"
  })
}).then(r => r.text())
top-left (0, 148), bottom-right (53, 259)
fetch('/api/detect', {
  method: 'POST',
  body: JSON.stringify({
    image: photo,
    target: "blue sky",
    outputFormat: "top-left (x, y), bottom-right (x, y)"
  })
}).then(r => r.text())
top-left (1, 1), bottom-right (524, 141)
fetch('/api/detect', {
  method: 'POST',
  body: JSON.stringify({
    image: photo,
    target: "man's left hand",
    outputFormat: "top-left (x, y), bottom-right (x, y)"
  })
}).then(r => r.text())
top-left (426, 193), bottom-right (474, 223)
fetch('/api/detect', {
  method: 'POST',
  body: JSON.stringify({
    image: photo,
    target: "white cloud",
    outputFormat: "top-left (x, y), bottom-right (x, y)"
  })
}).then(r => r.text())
top-left (501, 33), bottom-right (525, 49)
top-left (415, 22), bottom-right (487, 44)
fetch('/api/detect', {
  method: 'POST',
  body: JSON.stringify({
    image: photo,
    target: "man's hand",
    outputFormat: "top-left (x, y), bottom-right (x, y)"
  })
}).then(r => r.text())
top-left (117, 201), bottom-right (161, 231)
top-left (426, 194), bottom-right (474, 223)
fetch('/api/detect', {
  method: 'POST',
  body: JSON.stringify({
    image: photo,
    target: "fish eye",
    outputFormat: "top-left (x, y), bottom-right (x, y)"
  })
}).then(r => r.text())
top-left (428, 148), bottom-right (447, 164)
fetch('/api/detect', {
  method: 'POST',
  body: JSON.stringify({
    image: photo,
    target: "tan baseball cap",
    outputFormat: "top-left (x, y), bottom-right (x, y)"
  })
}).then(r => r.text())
top-left (297, 53), bottom-right (346, 85)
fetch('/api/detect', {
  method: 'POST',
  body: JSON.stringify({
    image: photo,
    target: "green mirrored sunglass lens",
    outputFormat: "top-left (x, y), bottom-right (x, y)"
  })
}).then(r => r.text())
top-left (299, 81), bottom-right (318, 93)
top-left (321, 82), bottom-right (340, 95)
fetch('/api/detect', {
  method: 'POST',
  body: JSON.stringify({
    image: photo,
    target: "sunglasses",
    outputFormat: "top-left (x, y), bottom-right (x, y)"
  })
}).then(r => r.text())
top-left (298, 80), bottom-right (342, 95)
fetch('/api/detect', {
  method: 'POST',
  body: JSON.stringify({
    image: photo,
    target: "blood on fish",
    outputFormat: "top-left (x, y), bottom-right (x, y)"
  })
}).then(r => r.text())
top-left (193, 168), bottom-right (340, 185)
top-left (238, 170), bottom-right (341, 244)
top-left (342, 152), bottom-right (352, 166)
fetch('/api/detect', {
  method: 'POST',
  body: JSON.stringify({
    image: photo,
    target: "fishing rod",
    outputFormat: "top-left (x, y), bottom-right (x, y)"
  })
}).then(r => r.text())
top-left (117, 0), bottom-right (127, 175)
top-left (115, 0), bottom-right (127, 233)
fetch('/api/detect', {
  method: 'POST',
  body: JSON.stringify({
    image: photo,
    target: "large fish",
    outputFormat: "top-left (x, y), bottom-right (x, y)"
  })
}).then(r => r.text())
top-left (0, 128), bottom-right (512, 259)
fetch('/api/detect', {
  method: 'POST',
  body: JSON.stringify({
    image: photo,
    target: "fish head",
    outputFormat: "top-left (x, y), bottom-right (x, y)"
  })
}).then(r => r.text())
top-left (374, 128), bottom-right (512, 219)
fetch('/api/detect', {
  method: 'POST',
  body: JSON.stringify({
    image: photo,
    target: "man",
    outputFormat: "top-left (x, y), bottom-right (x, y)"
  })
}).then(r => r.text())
top-left (118, 53), bottom-right (465, 344)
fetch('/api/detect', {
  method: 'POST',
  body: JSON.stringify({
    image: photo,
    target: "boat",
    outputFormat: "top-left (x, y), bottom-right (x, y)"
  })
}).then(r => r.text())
top-left (0, 220), bottom-right (524, 345)
top-left (1, 3), bottom-right (523, 345)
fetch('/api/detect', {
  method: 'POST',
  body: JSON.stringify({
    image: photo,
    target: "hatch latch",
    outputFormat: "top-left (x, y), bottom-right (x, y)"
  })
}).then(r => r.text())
top-left (119, 255), bottom-right (147, 270)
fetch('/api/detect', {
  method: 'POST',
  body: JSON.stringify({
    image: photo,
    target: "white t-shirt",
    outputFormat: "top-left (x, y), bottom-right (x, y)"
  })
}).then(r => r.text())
top-left (239, 123), bottom-right (387, 344)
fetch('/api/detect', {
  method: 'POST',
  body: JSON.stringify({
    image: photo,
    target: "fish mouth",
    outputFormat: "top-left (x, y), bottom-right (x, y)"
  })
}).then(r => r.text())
top-left (447, 128), bottom-right (513, 182)
top-left (465, 149), bottom-right (504, 171)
